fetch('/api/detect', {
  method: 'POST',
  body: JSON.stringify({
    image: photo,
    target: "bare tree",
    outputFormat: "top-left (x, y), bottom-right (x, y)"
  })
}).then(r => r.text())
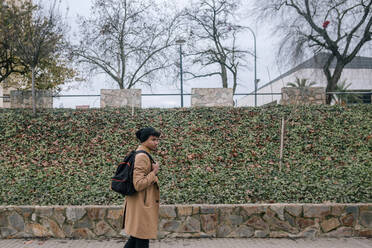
top-left (183, 0), bottom-right (249, 93)
top-left (72, 0), bottom-right (181, 89)
top-left (256, 0), bottom-right (372, 104)
top-left (11, 0), bottom-right (67, 114)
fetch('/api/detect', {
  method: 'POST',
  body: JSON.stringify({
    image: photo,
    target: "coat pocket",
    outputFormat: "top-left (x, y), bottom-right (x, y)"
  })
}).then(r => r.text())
top-left (144, 189), bottom-right (147, 206)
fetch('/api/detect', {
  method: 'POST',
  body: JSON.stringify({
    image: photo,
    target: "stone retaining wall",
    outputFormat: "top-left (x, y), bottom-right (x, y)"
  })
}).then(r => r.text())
top-left (281, 87), bottom-right (326, 105)
top-left (0, 204), bottom-right (371, 239)
top-left (191, 88), bottom-right (234, 107)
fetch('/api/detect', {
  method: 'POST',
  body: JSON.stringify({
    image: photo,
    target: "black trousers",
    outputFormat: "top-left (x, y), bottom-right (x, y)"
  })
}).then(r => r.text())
top-left (124, 236), bottom-right (149, 248)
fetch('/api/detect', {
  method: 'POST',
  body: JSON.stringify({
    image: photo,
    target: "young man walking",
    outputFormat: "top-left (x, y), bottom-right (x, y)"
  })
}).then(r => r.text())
top-left (122, 127), bottom-right (160, 248)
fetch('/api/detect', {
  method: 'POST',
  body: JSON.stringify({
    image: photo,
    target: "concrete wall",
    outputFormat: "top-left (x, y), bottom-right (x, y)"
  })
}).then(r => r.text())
top-left (191, 88), bottom-right (233, 107)
top-left (0, 204), bottom-right (371, 239)
top-left (238, 68), bottom-right (372, 106)
top-left (0, 86), bottom-right (16, 108)
top-left (10, 90), bottom-right (53, 108)
top-left (281, 87), bottom-right (326, 105)
top-left (100, 89), bottom-right (141, 108)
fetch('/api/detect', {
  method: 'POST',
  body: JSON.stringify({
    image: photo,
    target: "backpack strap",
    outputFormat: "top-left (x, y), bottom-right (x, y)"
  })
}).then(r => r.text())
top-left (135, 150), bottom-right (155, 165)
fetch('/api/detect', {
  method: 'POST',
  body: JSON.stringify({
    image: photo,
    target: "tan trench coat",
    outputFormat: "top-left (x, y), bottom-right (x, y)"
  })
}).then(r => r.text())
top-left (122, 145), bottom-right (160, 239)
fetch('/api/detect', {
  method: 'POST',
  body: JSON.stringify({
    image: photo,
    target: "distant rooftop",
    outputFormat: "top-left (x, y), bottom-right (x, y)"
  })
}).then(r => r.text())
top-left (256, 53), bottom-right (372, 92)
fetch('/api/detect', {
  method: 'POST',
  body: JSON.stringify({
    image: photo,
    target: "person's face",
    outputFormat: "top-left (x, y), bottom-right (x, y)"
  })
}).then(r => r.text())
top-left (143, 135), bottom-right (160, 151)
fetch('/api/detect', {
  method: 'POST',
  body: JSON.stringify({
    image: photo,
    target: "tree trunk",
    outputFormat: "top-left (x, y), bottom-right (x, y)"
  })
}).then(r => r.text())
top-left (220, 63), bottom-right (228, 88)
top-left (325, 62), bottom-right (344, 104)
top-left (32, 66), bottom-right (36, 115)
top-left (232, 72), bottom-right (237, 94)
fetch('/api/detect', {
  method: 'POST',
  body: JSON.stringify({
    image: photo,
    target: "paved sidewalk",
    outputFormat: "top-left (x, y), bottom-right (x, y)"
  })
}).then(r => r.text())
top-left (0, 238), bottom-right (371, 248)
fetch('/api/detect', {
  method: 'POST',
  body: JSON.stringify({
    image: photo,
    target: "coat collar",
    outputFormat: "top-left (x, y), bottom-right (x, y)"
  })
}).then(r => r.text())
top-left (137, 145), bottom-right (151, 154)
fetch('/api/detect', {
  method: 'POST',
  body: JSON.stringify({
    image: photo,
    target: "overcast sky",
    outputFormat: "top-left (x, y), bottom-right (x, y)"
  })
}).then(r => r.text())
top-left (50, 0), bottom-right (282, 108)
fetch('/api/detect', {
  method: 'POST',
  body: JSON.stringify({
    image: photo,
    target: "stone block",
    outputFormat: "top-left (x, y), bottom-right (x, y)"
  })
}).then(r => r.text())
top-left (216, 224), bottom-right (233, 238)
top-left (219, 206), bottom-right (240, 216)
top-left (31, 213), bottom-right (37, 222)
top-left (233, 226), bottom-right (254, 238)
top-left (159, 206), bottom-right (177, 218)
top-left (323, 227), bottom-right (353, 237)
top-left (295, 227), bottom-right (318, 239)
top-left (264, 213), bottom-right (298, 234)
top-left (35, 207), bottom-right (53, 218)
top-left (100, 89), bottom-right (141, 108)
top-left (241, 205), bottom-right (266, 218)
top-left (86, 207), bottom-right (106, 220)
top-left (191, 88), bottom-right (233, 107)
top-left (95, 221), bottom-right (114, 236)
top-left (270, 205), bottom-right (285, 220)
top-left (285, 205), bottom-right (303, 217)
top-left (48, 219), bottom-right (65, 238)
top-left (18, 207), bottom-right (34, 219)
top-left (72, 228), bottom-right (95, 239)
top-left (107, 218), bottom-right (122, 231)
top-left (177, 216), bottom-right (200, 233)
top-left (160, 219), bottom-right (181, 232)
top-left (8, 212), bottom-right (24, 232)
top-left (0, 227), bottom-right (17, 238)
top-left (66, 207), bottom-right (86, 222)
top-left (360, 211), bottom-right (372, 228)
top-left (10, 90), bottom-right (53, 108)
top-left (53, 207), bottom-right (66, 227)
top-left (200, 206), bottom-right (217, 214)
top-left (157, 231), bottom-right (170, 239)
top-left (228, 215), bottom-right (243, 226)
top-left (360, 205), bottom-right (372, 211)
top-left (26, 223), bottom-right (51, 237)
top-left (254, 230), bottom-right (269, 238)
top-left (284, 211), bottom-right (296, 227)
top-left (0, 214), bottom-right (8, 227)
top-left (107, 209), bottom-right (122, 220)
top-left (244, 216), bottom-right (268, 230)
top-left (358, 229), bottom-right (372, 237)
top-left (62, 224), bottom-right (73, 237)
top-left (269, 231), bottom-right (289, 238)
top-left (303, 205), bottom-right (331, 218)
top-left (296, 218), bottom-right (315, 229)
top-left (345, 206), bottom-right (359, 219)
top-left (321, 218), bottom-right (340, 233)
top-left (74, 217), bottom-right (93, 229)
top-left (192, 206), bottom-right (200, 215)
top-left (177, 206), bottom-right (193, 216)
top-left (341, 214), bottom-right (354, 227)
top-left (331, 205), bottom-right (345, 216)
top-left (200, 214), bottom-right (218, 234)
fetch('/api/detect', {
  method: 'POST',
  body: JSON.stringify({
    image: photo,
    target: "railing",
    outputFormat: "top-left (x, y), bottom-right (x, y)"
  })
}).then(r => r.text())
top-left (0, 91), bottom-right (371, 108)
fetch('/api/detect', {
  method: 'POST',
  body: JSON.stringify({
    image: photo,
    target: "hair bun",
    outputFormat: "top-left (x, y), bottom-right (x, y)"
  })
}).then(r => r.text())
top-left (135, 129), bottom-right (143, 140)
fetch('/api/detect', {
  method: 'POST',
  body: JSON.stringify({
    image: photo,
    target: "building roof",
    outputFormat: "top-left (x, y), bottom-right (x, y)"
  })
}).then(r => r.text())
top-left (255, 53), bottom-right (372, 92)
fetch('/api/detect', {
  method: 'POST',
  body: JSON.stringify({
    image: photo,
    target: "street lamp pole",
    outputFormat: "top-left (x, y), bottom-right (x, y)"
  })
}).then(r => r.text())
top-left (176, 39), bottom-right (186, 108)
top-left (246, 26), bottom-right (257, 107)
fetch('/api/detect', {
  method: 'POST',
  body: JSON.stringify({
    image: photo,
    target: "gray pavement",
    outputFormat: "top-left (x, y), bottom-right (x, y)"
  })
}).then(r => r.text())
top-left (0, 238), bottom-right (371, 248)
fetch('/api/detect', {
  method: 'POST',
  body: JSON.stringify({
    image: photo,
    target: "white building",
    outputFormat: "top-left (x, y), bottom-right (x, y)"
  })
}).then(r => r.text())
top-left (238, 53), bottom-right (372, 106)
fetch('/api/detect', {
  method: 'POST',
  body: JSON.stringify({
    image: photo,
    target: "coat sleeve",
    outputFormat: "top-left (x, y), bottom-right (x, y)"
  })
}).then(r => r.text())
top-left (133, 154), bottom-right (157, 192)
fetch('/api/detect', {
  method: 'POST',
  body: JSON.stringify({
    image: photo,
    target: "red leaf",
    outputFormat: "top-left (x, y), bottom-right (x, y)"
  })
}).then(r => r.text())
top-left (323, 20), bottom-right (330, 28)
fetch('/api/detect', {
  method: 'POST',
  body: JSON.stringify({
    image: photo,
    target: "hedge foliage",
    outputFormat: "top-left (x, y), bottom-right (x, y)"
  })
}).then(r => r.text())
top-left (0, 105), bottom-right (371, 205)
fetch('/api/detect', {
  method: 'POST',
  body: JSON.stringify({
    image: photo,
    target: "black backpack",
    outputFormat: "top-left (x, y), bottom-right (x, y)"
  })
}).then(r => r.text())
top-left (111, 150), bottom-right (155, 196)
